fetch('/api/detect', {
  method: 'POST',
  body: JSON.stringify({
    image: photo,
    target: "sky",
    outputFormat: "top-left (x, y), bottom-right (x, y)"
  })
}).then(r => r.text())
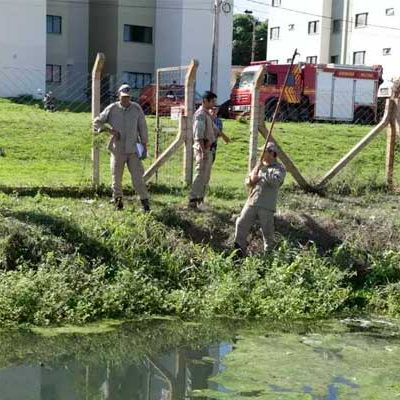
top-left (233, 0), bottom-right (269, 21)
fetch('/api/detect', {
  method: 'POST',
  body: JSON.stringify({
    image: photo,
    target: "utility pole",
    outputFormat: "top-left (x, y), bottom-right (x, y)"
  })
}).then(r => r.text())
top-left (245, 10), bottom-right (257, 62)
top-left (210, 0), bottom-right (221, 93)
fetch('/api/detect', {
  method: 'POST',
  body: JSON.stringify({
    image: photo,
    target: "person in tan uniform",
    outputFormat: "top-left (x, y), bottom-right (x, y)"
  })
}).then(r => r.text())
top-left (188, 91), bottom-right (218, 209)
top-left (234, 142), bottom-right (286, 256)
top-left (93, 84), bottom-right (150, 212)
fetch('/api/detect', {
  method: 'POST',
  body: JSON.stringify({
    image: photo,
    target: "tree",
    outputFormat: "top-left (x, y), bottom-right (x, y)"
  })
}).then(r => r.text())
top-left (232, 14), bottom-right (268, 66)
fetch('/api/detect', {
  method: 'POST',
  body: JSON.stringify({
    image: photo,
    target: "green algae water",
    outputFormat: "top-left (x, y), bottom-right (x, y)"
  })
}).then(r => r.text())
top-left (0, 318), bottom-right (399, 399)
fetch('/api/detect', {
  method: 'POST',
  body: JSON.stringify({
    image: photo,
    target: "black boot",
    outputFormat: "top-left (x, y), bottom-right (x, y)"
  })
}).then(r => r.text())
top-left (188, 199), bottom-right (198, 209)
top-left (141, 199), bottom-right (151, 213)
top-left (114, 197), bottom-right (124, 210)
top-left (233, 242), bottom-right (245, 259)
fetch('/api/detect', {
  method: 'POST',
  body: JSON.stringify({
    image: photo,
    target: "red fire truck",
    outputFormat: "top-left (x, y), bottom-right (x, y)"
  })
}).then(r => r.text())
top-left (230, 62), bottom-right (383, 123)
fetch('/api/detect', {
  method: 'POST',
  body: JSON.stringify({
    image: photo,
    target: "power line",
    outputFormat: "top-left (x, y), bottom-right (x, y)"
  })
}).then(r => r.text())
top-left (246, 0), bottom-right (400, 33)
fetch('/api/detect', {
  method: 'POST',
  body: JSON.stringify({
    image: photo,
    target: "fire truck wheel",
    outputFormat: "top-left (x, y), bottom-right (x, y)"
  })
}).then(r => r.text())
top-left (354, 107), bottom-right (375, 125)
top-left (264, 99), bottom-right (278, 121)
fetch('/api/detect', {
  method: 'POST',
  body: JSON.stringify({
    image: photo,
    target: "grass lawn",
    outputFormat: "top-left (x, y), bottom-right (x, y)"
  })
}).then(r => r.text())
top-left (0, 98), bottom-right (400, 326)
top-left (0, 98), bottom-right (397, 191)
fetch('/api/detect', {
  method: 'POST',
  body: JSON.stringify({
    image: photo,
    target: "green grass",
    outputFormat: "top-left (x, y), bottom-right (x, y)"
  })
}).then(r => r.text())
top-left (0, 98), bottom-right (397, 190)
top-left (0, 99), bottom-right (400, 326)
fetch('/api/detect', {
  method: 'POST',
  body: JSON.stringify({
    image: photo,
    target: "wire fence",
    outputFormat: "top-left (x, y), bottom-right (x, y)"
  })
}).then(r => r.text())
top-left (0, 62), bottom-right (398, 196)
top-left (0, 63), bottom-right (196, 193)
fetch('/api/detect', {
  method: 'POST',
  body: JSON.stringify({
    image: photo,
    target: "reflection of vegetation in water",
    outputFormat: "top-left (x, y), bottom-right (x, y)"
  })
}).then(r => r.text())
top-left (193, 320), bottom-right (400, 399)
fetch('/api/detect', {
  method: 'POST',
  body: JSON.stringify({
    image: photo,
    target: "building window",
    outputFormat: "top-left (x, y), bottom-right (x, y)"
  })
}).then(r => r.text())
top-left (386, 8), bottom-right (395, 16)
top-left (308, 21), bottom-right (319, 34)
top-left (332, 19), bottom-right (342, 33)
top-left (47, 15), bottom-right (62, 34)
top-left (272, 0), bottom-right (281, 6)
top-left (330, 55), bottom-right (339, 64)
top-left (355, 13), bottom-right (368, 28)
top-left (383, 48), bottom-right (392, 56)
top-left (123, 72), bottom-right (152, 90)
top-left (268, 60), bottom-right (279, 64)
top-left (123, 25), bottom-right (153, 44)
top-left (288, 24), bottom-right (295, 31)
top-left (270, 27), bottom-right (280, 40)
top-left (46, 64), bottom-right (62, 83)
top-left (306, 56), bottom-right (318, 64)
top-left (353, 51), bottom-right (366, 65)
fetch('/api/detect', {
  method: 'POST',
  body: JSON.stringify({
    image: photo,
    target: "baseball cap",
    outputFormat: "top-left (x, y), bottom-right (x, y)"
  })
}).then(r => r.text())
top-left (258, 142), bottom-right (278, 153)
top-left (118, 84), bottom-right (131, 97)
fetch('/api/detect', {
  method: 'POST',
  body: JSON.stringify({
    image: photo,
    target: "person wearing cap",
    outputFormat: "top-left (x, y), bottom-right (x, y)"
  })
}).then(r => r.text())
top-left (234, 142), bottom-right (286, 256)
top-left (93, 84), bottom-right (150, 212)
top-left (188, 91), bottom-right (218, 209)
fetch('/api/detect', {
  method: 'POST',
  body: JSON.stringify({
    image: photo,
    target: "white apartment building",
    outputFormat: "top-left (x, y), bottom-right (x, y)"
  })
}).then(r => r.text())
top-left (0, 0), bottom-right (46, 98)
top-left (0, 0), bottom-right (233, 102)
top-left (267, 0), bottom-right (400, 86)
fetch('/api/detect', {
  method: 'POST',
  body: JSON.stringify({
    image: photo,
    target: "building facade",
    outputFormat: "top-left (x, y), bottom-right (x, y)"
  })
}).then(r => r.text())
top-left (0, 0), bottom-right (233, 102)
top-left (155, 0), bottom-right (234, 101)
top-left (0, 0), bottom-right (46, 98)
top-left (46, 0), bottom-right (90, 101)
top-left (89, 0), bottom-right (156, 99)
top-left (267, 0), bottom-right (400, 85)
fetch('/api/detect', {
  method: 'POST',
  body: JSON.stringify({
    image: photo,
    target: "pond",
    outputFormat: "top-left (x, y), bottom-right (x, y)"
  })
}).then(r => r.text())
top-left (0, 318), bottom-right (399, 399)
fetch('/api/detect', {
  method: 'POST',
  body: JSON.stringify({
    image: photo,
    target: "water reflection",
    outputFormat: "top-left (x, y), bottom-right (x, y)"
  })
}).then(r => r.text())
top-left (0, 319), bottom-right (399, 400)
top-left (0, 342), bottom-right (230, 400)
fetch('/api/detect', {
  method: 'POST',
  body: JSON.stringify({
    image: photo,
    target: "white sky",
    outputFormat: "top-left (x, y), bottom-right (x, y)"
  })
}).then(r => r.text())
top-left (233, 0), bottom-right (269, 21)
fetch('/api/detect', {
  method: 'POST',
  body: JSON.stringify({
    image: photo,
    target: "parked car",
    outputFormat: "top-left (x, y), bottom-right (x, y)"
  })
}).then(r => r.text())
top-left (138, 84), bottom-right (201, 115)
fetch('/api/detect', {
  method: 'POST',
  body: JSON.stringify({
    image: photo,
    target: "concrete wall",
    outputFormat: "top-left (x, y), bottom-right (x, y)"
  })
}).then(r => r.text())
top-left (47, 0), bottom-right (90, 101)
top-left (117, 0), bottom-right (155, 78)
top-left (156, 0), bottom-right (233, 102)
top-left (89, 0), bottom-right (119, 75)
top-left (0, 0), bottom-right (46, 98)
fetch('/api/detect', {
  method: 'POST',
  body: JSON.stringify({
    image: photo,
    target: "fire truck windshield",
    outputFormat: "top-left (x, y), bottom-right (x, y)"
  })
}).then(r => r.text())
top-left (238, 71), bottom-right (255, 88)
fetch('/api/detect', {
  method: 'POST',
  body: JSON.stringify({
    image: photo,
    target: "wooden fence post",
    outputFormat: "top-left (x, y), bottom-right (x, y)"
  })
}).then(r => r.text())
top-left (248, 65), bottom-right (265, 172)
top-left (183, 59), bottom-right (199, 185)
top-left (386, 98), bottom-right (399, 189)
top-left (91, 53), bottom-right (105, 189)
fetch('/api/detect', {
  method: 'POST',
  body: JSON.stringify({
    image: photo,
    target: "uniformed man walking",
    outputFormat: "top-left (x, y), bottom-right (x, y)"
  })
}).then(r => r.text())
top-left (93, 84), bottom-right (151, 212)
top-left (188, 91), bottom-right (218, 209)
top-left (234, 142), bottom-right (286, 256)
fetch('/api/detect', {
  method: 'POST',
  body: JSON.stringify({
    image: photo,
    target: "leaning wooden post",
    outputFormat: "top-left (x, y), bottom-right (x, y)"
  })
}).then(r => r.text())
top-left (183, 59), bottom-right (199, 185)
top-left (91, 53), bottom-right (105, 189)
top-left (248, 65), bottom-right (265, 172)
top-left (385, 99), bottom-right (397, 190)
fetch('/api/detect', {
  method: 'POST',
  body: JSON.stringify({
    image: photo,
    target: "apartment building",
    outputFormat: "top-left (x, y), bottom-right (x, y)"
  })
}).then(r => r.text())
top-left (0, 0), bottom-right (233, 102)
top-left (267, 0), bottom-right (400, 85)
top-left (0, 0), bottom-right (46, 98)
top-left (46, 0), bottom-right (90, 101)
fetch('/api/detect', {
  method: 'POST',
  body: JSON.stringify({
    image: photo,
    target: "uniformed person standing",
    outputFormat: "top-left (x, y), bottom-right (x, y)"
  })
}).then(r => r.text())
top-left (93, 84), bottom-right (150, 212)
top-left (188, 91), bottom-right (218, 209)
top-left (234, 142), bottom-right (286, 256)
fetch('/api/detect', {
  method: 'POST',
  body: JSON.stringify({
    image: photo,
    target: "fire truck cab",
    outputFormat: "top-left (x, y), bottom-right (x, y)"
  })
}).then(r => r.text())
top-left (230, 61), bottom-right (383, 123)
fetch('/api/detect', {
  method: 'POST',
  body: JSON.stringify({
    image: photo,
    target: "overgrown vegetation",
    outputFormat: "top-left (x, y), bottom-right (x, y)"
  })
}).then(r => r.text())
top-left (0, 99), bottom-right (399, 326)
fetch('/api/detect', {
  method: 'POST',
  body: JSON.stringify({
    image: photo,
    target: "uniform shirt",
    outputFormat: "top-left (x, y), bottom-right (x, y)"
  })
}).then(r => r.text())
top-left (248, 161), bottom-right (286, 212)
top-left (93, 101), bottom-right (148, 155)
top-left (193, 106), bottom-right (216, 149)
